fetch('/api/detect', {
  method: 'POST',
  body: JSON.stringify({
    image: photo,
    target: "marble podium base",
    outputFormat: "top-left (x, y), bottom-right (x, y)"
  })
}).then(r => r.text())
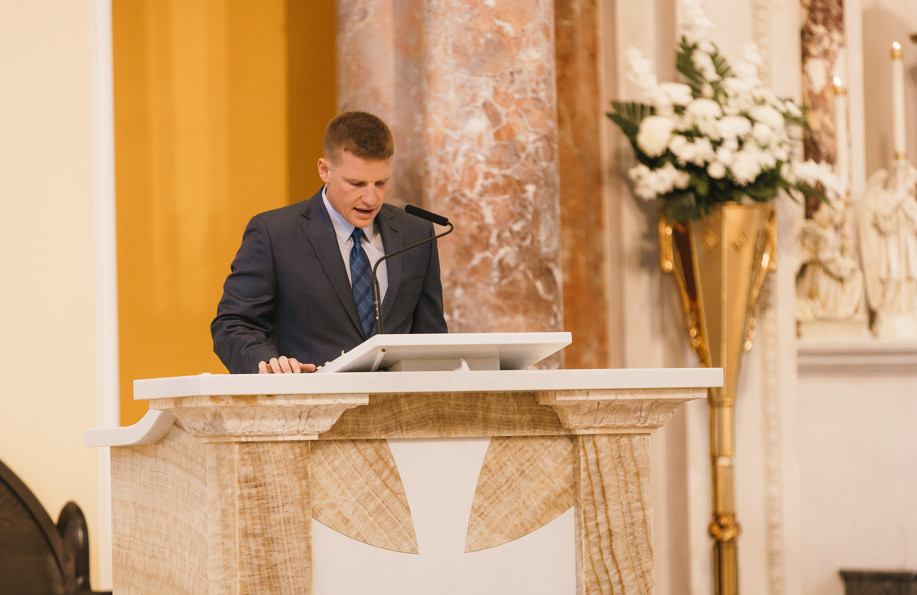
top-left (87, 369), bottom-right (720, 594)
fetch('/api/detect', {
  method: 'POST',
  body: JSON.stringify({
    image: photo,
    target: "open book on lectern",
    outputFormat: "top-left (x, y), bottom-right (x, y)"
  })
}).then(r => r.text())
top-left (317, 332), bottom-right (572, 373)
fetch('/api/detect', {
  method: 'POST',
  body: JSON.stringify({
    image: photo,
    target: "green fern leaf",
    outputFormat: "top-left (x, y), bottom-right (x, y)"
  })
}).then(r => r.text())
top-left (710, 50), bottom-right (733, 80)
top-left (607, 101), bottom-right (653, 139)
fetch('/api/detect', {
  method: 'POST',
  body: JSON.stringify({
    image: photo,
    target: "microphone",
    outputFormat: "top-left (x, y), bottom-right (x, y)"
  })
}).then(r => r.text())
top-left (371, 205), bottom-right (454, 335)
top-left (405, 204), bottom-right (450, 226)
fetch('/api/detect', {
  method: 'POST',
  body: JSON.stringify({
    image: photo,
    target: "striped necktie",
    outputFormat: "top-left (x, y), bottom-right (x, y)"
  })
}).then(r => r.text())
top-left (350, 227), bottom-right (376, 338)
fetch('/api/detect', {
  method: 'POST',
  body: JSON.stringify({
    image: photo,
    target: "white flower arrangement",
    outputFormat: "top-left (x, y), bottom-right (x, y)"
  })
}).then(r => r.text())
top-left (608, 2), bottom-right (843, 221)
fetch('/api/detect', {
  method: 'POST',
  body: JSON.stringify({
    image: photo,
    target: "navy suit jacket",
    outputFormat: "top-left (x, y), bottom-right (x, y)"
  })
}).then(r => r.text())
top-left (211, 189), bottom-right (448, 373)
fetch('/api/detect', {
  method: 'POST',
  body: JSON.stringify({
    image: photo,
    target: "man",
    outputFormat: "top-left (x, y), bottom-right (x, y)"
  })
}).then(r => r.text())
top-left (211, 111), bottom-right (447, 374)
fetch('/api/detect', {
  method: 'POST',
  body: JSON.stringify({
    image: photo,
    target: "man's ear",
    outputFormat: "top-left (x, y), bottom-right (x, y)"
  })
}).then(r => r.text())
top-left (317, 157), bottom-right (330, 183)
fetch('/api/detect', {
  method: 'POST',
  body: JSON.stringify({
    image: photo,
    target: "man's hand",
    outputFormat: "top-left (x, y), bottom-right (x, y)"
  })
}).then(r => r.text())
top-left (258, 356), bottom-right (317, 374)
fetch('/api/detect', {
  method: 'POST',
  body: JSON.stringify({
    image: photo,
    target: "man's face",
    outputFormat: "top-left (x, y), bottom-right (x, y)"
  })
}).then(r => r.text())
top-left (318, 150), bottom-right (392, 228)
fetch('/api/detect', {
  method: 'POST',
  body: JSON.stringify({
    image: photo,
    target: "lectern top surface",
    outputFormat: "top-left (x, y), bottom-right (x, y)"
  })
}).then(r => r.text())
top-left (317, 332), bottom-right (572, 373)
top-left (133, 367), bottom-right (723, 400)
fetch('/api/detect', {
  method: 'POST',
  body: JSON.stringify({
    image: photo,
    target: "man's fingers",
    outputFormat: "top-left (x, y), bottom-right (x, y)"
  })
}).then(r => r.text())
top-left (258, 357), bottom-right (315, 374)
top-left (288, 359), bottom-right (316, 373)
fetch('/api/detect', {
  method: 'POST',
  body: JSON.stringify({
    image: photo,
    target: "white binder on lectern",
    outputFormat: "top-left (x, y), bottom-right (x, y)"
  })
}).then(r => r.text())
top-left (317, 332), bottom-right (571, 373)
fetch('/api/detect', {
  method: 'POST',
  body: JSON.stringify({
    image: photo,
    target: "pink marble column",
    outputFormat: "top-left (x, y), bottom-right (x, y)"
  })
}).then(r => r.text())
top-left (337, 0), bottom-right (563, 340)
top-left (555, 0), bottom-right (612, 369)
top-left (801, 0), bottom-right (845, 217)
top-left (336, 0), bottom-right (425, 207)
top-left (420, 0), bottom-right (562, 335)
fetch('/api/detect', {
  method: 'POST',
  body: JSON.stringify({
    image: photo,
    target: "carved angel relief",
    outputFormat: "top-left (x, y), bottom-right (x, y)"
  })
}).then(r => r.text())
top-left (795, 198), bottom-right (868, 338)
top-left (859, 163), bottom-right (917, 338)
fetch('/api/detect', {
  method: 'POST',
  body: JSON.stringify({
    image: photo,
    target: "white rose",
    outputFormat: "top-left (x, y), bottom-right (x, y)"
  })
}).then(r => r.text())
top-left (753, 88), bottom-right (780, 108)
top-left (752, 122), bottom-right (774, 146)
top-left (680, 0), bottom-right (715, 43)
top-left (629, 164), bottom-right (659, 200)
top-left (649, 91), bottom-right (676, 116)
top-left (636, 116), bottom-right (675, 157)
top-left (672, 113), bottom-right (694, 133)
top-left (659, 82), bottom-right (694, 106)
top-left (723, 77), bottom-right (754, 99)
top-left (628, 161), bottom-right (690, 200)
top-left (685, 98), bottom-right (722, 138)
top-left (750, 105), bottom-right (784, 130)
top-left (739, 145), bottom-right (774, 172)
top-left (659, 162), bottom-right (692, 191)
top-left (719, 136), bottom-right (739, 152)
top-left (786, 159), bottom-right (847, 200)
top-left (730, 149), bottom-right (763, 184)
top-left (708, 161), bottom-right (727, 179)
top-left (768, 125), bottom-right (789, 144)
top-left (692, 51), bottom-right (717, 80)
top-left (721, 103), bottom-right (740, 117)
top-left (688, 137), bottom-right (715, 166)
top-left (716, 146), bottom-right (736, 168)
top-left (686, 98), bottom-right (722, 119)
top-left (717, 115), bottom-right (752, 142)
top-left (729, 95), bottom-right (755, 115)
top-left (753, 146), bottom-right (777, 170)
top-left (783, 100), bottom-right (802, 118)
top-left (668, 135), bottom-right (692, 165)
top-left (625, 47), bottom-right (659, 97)
top-left (670, 135), bottom-right (715, 167)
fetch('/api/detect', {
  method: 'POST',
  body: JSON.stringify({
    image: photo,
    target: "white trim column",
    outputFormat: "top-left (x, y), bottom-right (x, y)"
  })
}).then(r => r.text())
top-left (90, 0), bottom-right (119, 587)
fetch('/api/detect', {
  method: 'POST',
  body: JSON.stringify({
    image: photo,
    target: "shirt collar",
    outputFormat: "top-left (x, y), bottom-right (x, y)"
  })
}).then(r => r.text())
top-left (322, 185), bottom-right (379, 244)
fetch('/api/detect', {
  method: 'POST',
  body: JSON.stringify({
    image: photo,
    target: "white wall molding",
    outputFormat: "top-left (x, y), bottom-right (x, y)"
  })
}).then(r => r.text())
top-left (89, 0), bottom-right (117, 587)
top-left (797, 339), bottom-right (917, 376)
top-left (753, 0), bottom-right (788, 590)
top-left (761, 273), bottom-right (787, 595)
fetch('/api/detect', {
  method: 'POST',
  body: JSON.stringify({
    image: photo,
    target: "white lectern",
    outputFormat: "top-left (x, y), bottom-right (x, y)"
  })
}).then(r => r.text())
top-left (87, 334), bottom-right (720, 594)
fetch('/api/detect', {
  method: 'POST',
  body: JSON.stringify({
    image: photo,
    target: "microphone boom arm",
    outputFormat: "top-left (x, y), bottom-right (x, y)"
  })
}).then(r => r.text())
top-left (371, 221), bottom-right (454, 335)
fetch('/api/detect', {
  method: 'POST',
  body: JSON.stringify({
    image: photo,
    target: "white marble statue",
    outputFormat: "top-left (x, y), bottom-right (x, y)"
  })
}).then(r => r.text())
top-left (796, 199), bottom-right (868, 338)
top-left (858, 162), bottom-right (917, 339)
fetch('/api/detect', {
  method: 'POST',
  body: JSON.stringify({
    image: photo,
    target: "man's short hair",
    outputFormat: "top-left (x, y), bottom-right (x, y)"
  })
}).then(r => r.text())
top-left (323, 111), bottom-right (394, 163)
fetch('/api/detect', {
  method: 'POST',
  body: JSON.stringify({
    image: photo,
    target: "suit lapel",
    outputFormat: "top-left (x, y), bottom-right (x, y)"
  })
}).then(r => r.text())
top-left (301, 196), bottom-right (363, 334)
top-left (378, 205), bottom-right (403, 321)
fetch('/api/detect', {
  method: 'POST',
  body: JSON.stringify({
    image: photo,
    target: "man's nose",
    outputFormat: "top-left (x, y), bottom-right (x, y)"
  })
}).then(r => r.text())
top-left (361, 184), bottom-right (379, 203)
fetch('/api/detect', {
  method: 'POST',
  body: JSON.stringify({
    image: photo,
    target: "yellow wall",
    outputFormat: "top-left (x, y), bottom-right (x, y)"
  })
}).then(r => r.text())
top-left (0, 0), bottom-right (104, 587)
top-left (113, 0), bottom-right (337, 424)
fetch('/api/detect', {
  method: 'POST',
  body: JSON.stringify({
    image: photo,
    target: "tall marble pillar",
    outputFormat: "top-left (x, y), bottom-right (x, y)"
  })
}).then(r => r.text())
top-left (555, 0), bottom-right (613, 369)
top-left (337, 0), bottom-right (563, 339)
top-left (336, 0), bottom-right (425, 208)
top-left (801, 0), bottom-right (845, 217)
